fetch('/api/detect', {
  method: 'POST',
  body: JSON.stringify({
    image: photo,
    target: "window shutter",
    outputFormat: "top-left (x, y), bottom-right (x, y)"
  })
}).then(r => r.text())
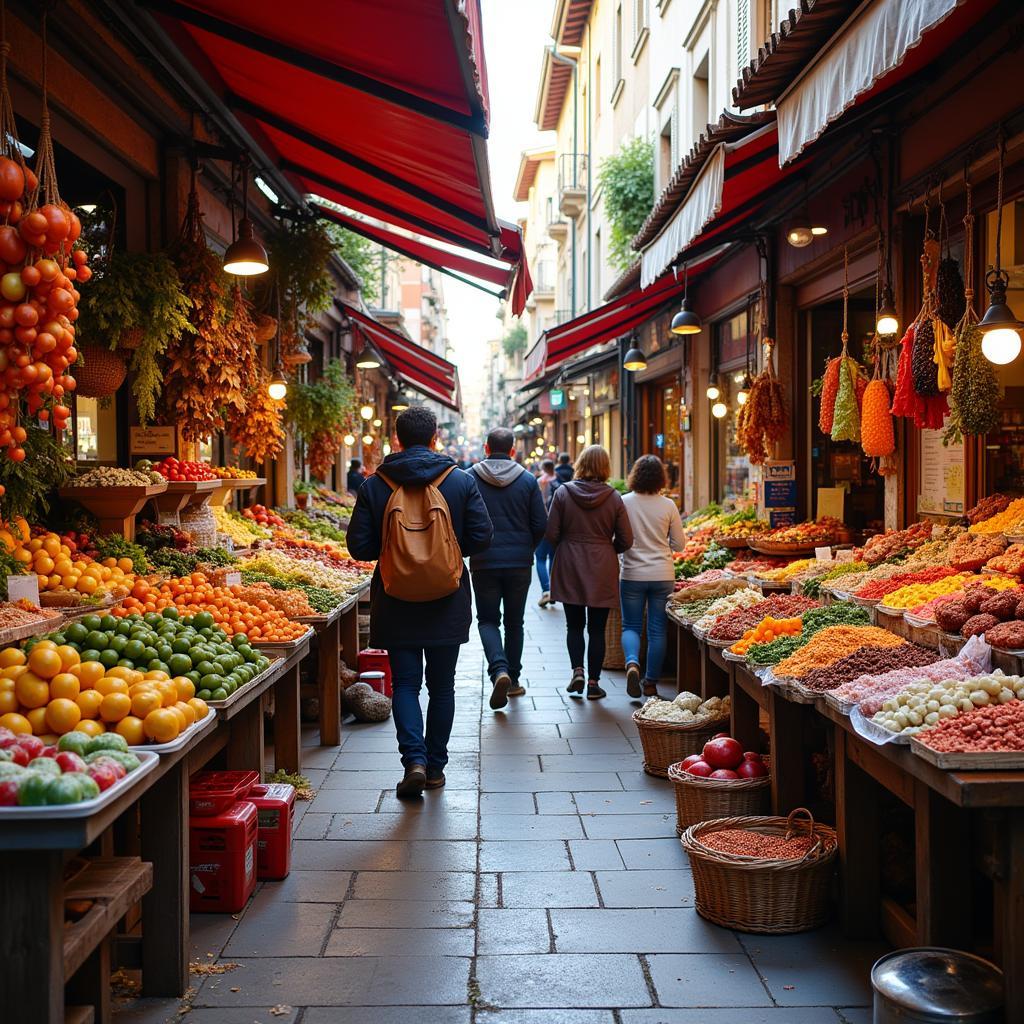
top-left (614, 4), bottom-right (622, 83)
top-left (736, 0), bottom-right (750, 82)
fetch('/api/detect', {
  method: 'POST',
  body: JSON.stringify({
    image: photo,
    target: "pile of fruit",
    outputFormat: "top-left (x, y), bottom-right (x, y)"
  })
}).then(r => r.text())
top-left (858, 521), bottom-right (933, 563)
top-left (0, 728), bottom-right (144, 806)
top-left (677, 735), bottom-right (768, 781)
top-left (212, 505), bottom-right (270, 546)
top-left (949, 532), bottom-right (1006, 571)
top-left (729, 616), bottom-right (802, 657)
top-left (985, 544), bottom-right (1024, 577)
top-left (115, 574), bottom-right (308, 644)
top-left (242, 547), bottom-right (371, 596)
top-left (749, 518), bottom-right (841, 547)
top-left (968, 497), bottom-right (1024, 535)
top-left (706, 594), bottom-right (817, 644)
top-left (852, 565), bottom-right (960, 602)
top-left (243, 504), bottom-right (286, 529)
top-left (211, 466), bottom-right (257, 480)
top-left (151, 457), bottom-right (218, 482)
top-left (754, 558), bottom-right (817, 583)
top-left (879, 572), bottom-right (974, 611)
top-left (713, 518), bottom-right (769, 544)
top-left (11, 530), bottom-right (135, 604)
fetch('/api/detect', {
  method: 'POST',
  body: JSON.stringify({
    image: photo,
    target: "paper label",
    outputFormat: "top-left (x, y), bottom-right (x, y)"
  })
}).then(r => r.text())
top-left (225, 572), bottom-right (242, 586)
top-left (814, 546), bottom-right (833, 563)
top-left (836, 549), bottom-right (857, 563)
top-left (7, 574), bottom-right (40, 605)
top-left (130, 425), bottom-right (177, 456)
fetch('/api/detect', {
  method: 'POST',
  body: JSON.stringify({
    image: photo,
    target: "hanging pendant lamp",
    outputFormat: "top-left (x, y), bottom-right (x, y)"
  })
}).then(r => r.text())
top-left (981, 132), bottom-right (1022, 364)
top-left (224, 154), bottom-right (269, 276)
top-left (670, 263), bottom-right (702, 335)
top-left (623, 330), bottom-right (647, 371)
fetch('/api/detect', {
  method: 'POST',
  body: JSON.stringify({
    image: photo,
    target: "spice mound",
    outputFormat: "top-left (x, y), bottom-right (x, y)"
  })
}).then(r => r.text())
top-left (706, 594), bottom-right (817, 643)
top-left (637, 692), bottom-right (730, 724)
top-left (774, 625), bottom-right (904, 678)
top-left (916, 700), bottom-right (1024, 753)
top-left (72, 467), bottom-right (163, 487)
top-left (699, 829), bottom-right (815, 860)
top-left (799, 642), bottom-right (938, 693)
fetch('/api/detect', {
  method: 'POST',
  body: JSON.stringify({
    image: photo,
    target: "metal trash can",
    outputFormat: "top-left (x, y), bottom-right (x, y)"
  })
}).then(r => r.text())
top-left (871, 947), bottom-right (1003, 1023)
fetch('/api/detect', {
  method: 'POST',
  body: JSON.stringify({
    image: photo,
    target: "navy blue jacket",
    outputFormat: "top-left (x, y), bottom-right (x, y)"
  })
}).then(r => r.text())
top-left (467, 454), bottom-right (547, 571)
top-left (555, 463), bottom-right (574, 484)
top-left (346, 447), bottom-right (493, 648)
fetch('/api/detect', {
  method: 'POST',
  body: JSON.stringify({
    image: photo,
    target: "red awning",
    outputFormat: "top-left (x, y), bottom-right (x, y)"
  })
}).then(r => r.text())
top-left (340, 303), bottom-right (461, 413)
top-left (523, 251), bottom-right (721, 386)
top-left (314, 203), bottom-right (532, 315)
top-left (147, 0), bottom-right (503, 257)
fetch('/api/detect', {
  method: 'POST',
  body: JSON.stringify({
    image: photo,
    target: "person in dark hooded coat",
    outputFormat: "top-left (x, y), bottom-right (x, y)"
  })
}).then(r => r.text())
top-left (545, 445), bottom-right (633, 700)
top-left (347, 406), bottom-right (492, 798)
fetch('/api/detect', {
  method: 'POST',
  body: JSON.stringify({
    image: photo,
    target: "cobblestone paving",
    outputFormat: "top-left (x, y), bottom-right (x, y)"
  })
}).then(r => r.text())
top-left (117, 582), bottom-right (882, 1023)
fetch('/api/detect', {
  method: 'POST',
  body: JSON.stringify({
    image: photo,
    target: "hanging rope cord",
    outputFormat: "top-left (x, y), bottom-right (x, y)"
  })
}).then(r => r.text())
top-left (31, 9), bottom-right (60, 210)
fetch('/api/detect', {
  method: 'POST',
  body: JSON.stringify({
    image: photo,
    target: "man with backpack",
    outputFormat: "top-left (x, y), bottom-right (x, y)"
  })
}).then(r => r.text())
top-left (555, 451), bottom-right (574, 484)
top-left (468, 428), bottom-right (547, 710)
top-left (346, 406), bottom-right (493, 799)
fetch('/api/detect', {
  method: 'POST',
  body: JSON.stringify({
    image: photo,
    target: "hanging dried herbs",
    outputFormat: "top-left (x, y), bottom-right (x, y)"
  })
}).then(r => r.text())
top-left (945, 181), bottom-right (1000, 445)
top-left (737, 339), bottom-right (788, 465)
top-left (936, 257), bottom-right (965, 328)
top-left (832, 355), bottom-right (861, 442)
top-left (227, 365), bottom-right (286, 465)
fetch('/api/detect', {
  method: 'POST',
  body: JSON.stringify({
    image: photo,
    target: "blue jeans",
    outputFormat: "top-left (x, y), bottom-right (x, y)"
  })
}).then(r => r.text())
top-left (386, 645), bottom-right (461, 774)
top-left (535, 539), bottom-right (554, 592)
top-left (620, 579), bottom-right (675, 682)
top-left (472, 568), bottom-right (532, 682)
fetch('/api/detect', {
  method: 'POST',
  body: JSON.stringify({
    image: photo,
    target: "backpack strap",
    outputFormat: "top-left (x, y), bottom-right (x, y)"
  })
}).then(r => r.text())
top-left (376, 470), bottom-right (397, 492)
top-left (432, 465), bottom-right (458, 487)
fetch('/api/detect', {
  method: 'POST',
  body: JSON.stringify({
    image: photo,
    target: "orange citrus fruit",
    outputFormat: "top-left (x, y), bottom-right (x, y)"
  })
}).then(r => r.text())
top-left (45, 697), bottom-right (82, 734)
top-left (143, 708), bottom-right (179, 743)
top-left (28, 646), bottom-right (63, 680)
top-left (95, 676), bottom-right (129, 697)
top-left (114, 715), bottom-right (145, 745)
top-left (0, 647), bottom-right (25, 669)
top-left (174, 700), bottom-right (196, 726)
top-left (76, 718), bottom-right (105, 738)
top-left (174, 677), bottom-right (196, 700)
top-left (49, 672), bottom-right (80, 701)
top-left (0, 689), bottom-right (17, 714)
top-left (0, 711), bottom-right (30, 734)
top-left (56, 645), bottom-right (80, 671)
top-left (26, 707), bottom-right (48, 734)
top-left (76, 689), bottom-right (104, 719)
top-left (130, 689), bottom-right (162, 718)
top-left (72, 661), bottom-right (105, 687)
top-left (99, 692), bottom-right (132, 723)
top-left (15, 672), bottom-right (50, 709)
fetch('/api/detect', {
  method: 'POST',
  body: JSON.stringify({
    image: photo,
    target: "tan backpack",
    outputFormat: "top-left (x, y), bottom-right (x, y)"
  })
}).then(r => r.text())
top-left (376, 465), bottom-right (463, 602)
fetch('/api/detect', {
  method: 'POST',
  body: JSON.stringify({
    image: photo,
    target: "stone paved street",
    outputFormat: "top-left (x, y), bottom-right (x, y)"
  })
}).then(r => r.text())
top-left (117, 581), bottom-right (883, 1023)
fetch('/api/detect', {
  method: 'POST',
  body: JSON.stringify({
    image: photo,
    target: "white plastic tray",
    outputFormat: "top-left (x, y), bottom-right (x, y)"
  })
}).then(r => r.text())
top-left (127, 708), bottom-right (218, 753)
top-left (206, 659), bottom-right (281, 710)
top-left (0, 750), bottom-right (159, 818)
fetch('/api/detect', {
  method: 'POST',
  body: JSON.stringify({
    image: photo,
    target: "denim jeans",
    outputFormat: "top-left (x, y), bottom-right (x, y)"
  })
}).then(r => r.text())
top-left (563, 604), bottom-right (611, 681)
top-left (386, 645), bottom-right (461, 774)
top-left (620, 579), bottom-right (675, 682)
top-left (534, 539), bottom-right (554, 592)
top-left (471, 568), bottom-right (532, 682)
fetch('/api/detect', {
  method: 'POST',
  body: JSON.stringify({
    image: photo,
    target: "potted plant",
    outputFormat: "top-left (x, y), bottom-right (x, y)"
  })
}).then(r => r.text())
top-left (77, 250), bottom-right (194, 424)
top-left (294, 480), bottom-right (316, 509)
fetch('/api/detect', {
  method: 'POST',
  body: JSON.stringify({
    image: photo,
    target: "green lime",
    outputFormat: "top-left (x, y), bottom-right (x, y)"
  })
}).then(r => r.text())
top-left (85, 631), bottom-right (109, 652)
top-left (116, 619), bottom-right (133, 636)
top-left (232, 633), bottom-right (247, 648)
top-left (193, 611), bottom-right (214, 630)
top-left (98, 649), bottom-right (119, 669)
top-left (81, 614), bottom-right (103, 632)
top-left (161, 606), bottom-right (180, 620)
top-left (197, 688), bottom-right (212, 700)
top-left (123, 639), bottom-right (146, 662)
top-left (117, 659), bottom-right (135, 669)
top-left (107, 634), bottom-right (128, 654)
top-left (148, 660), bottom-right (169, 674)
top-left (200, 673), bottom-right (224, 691)
top-left (210, 687), bottom-right (228, 701)
top-left (80, 649), bottom-right (101, 664)
top-left (99, 614), bottom-right (118, 631)
top-left (186, 670), bottom-right (202, 685)
top-left (143, 613), bottom-right (162, 627)
top-left (168, 653), bottom-right (192, 676)
top-left (65, 622), bottom-right (88, 645)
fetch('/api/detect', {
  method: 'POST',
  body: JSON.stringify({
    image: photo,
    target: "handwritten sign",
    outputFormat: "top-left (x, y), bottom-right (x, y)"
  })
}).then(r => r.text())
top-left (225, 572), bottom-right (242, 587)
top-left (7, 574), bottom-right (39, 605)
top-left (130, 426), bottom-right (177, 457)
top-left (814, 546), bottom-right (833, 563)
top-left (836, 549), bottom-right (857, 563)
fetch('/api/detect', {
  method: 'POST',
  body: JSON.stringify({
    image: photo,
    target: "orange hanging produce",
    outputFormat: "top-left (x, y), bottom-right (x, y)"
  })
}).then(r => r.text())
top-left (861, 377), bottom-right (895, 457)
top-left (818, 356), bottom-right (841, 434)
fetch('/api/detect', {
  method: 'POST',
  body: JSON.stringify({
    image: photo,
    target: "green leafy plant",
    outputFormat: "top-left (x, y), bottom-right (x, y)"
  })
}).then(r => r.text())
top-left (325, 223), bottom-right (389, 305)
top-left (293, 480), bottom-right (317, 495)
top-left (502, 322), bottom-right (528, 360)
top-left (285, 361), bottom-right (359, 443)
top-left (598, 137), bottom-right (655, 274)
top-left (268, 218), bottom-right (336, 359)
top-left (77, 251), bottom-right (195, 424)
top-left (0, 426), bottom-right (74, 523)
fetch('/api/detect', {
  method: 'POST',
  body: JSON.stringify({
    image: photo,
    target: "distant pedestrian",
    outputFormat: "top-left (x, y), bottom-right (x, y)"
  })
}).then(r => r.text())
top-left (620, 455), bottom-right (685, 699)
top-left (468, 428), bottom-right (547, 709)
top-left (546, 445), bottom-right (633, 700)
top-left (535, 458), bottom-right (558, 607)
top-left (555, 451), bottom-right (574, 484)
top-left (346, 459), bottom-right (365, 495)
top-left (347, 406), bottom-right (493, 798)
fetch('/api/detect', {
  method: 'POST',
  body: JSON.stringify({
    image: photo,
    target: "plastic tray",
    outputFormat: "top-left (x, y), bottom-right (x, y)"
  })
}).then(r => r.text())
top-left (0, 750), bottom-right (159, 819)
top-left (252, 625), bottom-right (314, 653)
top-left (205, 659), bottom-right (281, 710)
top-left (908, 733), bottom-right (1024, 770)
top-left (127, 707), bottom-right (218, 754)
top-left (722, 649), bottom-right (747, 663)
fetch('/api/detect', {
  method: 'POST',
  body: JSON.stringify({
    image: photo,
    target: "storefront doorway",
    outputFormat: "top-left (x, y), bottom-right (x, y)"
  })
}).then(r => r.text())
top-left (711, 302), bottom-right (757, 502)
top-left (640, 376), bottom-right (682, 494)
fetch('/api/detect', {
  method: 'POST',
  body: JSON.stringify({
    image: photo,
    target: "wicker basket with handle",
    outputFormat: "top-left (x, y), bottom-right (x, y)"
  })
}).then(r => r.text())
top-left (603, 603), bottom-right (647, 670)
top-left (681, 808), bottom-right (838, 933)
top-left (667, 760), bottom-right (770, 835)
top-left (631, 709), bottom-right (725, 778)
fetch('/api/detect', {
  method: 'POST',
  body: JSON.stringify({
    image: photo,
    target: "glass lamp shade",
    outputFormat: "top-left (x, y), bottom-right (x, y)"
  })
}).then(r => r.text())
top-left (786, 217), bottom-right (814, 248)
top-left (736, 389), bottom-right (748, 406)
top-left (670, 299), bottom-right (702, 335)
top-left (355, 352), bottom-right (380, 369)
top-left (362, 435), bottom-right (374, 445)
top-left (360, 405), bottom-right (374, 420)
top-left (343, 434), bottom-right (356, 446)
top-left (623, 346), bottom-right (647, 371)
top-left (223, 218), bottom-right (269, 275)
top-left (706, 383), bottom-right (720, 401)
top-left (876, 285), bottom-right (899, 336)
top-left (980, 270), bottom-right (1023, 364)
top-left (267, 368), bottom-right (288, 401)
top-left (711, 401), bottom-right (728, 418)
top-left (981, 328), bottom-right (1022, 365)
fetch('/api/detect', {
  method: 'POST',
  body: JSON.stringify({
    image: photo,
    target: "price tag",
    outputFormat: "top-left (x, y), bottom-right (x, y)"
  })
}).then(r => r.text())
top-left (225, 572), bottom-right (242, 586)
top-left (814, 546), bottom-right (833, 563)
top-left (836, 549), bottom-right (857, 563)
top-left (7, 574), bottom-right (40, 605)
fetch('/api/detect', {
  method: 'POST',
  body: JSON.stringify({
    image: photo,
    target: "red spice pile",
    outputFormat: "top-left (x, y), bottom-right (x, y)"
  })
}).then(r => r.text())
top-left (700, 829), bottom-right (816, 859)
top-left (918, 700), bottom-right (1024, 753)
top-left (853, 566), bottom-right (959, 601)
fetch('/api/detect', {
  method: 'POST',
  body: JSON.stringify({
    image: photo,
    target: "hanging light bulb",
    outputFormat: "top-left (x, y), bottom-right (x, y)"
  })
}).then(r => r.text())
top-left (363, 434), bottom-right (374, 446)
top-left (981, 134), bottom-right (1023, 365)
top-left (736, 370), bottom-right (752, 406)
top-left (711, 400), bottom-right (728, 419)
top-left (876, 284), bottom-right (899, 336)
top-left (343, 433), bottom-right (356, 446)
top-left (623, 332), bottom-right (647, 371)
top-left (706, 374), bottom-right (720, 401)
top-left (786, 214), bottom-right (814, 248)
top-left (267, 364), bottom-right (288, 401)
top-left (392, 392), bottom-right (410, 411)
top-left (224, 155), bottom-right (269, 276)
top-left (373, 418), bottom-right (382, 427)
top-left (360, 404), bottom-right (374, 420)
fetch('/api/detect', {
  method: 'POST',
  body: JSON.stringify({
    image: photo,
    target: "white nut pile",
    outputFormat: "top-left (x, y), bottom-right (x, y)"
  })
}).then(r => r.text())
top-left (693, 589), bottom-right (764, 632)
top-left (638, 691), bottom-right (731, 724)
top-left (871, 671), bottom-right (1024, 735)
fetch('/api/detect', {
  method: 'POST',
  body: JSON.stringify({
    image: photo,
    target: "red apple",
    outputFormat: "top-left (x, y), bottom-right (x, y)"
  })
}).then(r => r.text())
top-left (702, 736), bottom-right (744, 770)
top-left (709, 768), bottom-right (739, 780)
top-left (87, 764), bottom-right (118, 791)
top-left (680, 754), bottom-right (704, 770)
top-left (743, 751), bottom-right (763, 762)
top-left (737, 759), bottom-right (769, 779)
top-left (685, 760), bottom-right (713, 777)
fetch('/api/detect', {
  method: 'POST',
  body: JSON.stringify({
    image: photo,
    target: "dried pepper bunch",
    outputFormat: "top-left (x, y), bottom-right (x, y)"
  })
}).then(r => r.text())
top-left (227, 364), bottom-right (286, 465)
top-left (736, 339), bottom-right (787, 465)
top-left (818, 356), bottom-right (842, 434)
top-left (861, 374), bottom-right (895, 458)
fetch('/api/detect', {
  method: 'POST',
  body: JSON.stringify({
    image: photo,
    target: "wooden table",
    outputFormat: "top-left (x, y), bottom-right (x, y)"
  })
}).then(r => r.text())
top-left (0, 644), bottom-right (308, 1023)
top-left (669, 611), bottom-right (702, 695)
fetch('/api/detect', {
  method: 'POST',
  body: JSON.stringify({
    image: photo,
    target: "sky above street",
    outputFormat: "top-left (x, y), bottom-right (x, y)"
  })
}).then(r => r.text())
top-left (445, 0), bottom-right (555, 417)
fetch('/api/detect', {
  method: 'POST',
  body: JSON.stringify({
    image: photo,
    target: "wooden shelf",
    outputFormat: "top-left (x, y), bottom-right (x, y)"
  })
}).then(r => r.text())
top-left (64, 857), bottom-right (153, 981)
top-left (59, 482), bottom-right (168, 541)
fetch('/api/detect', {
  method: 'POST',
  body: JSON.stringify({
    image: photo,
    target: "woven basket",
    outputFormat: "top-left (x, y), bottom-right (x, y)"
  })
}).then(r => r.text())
top-left (667, 761), bottom-right (770, 835)
top-left (603, 604), bottom-right (646, 671)
top-left (681, 808), bottom-right (838, 934)
top-left (631, 710), bottom-right (725, 778)
top-left (73, 347), bottom-right (127, 398)
top-left (118, 326), bottom-right (143, 351)
top-left (253, 314), bottom-right (277, 344)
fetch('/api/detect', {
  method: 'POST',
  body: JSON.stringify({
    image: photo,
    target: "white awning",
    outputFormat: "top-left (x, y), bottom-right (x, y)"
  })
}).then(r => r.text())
top-left (640, 144), bottom-right (725, 289)
top-left (777, 0), bottom-right (963, 166)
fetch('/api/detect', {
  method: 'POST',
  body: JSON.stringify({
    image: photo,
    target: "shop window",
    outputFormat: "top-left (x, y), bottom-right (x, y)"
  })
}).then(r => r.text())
top-left (983, 201), bottom-right (1024, 495)
top-left (805, 287), bottom-right (884, 533)
top-left (711, 305), bottom-right (757, 501)
top-left (75, 398), bottom-right (118, 463)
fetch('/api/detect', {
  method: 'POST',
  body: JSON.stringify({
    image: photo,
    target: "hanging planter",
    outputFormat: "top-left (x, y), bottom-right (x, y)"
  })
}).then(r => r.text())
top-left (73, 346), bottom-right (127, 398)
top-left (283, 341), bottom-right (311, 366)
top-left (253, 313), bottom-right (277, 345)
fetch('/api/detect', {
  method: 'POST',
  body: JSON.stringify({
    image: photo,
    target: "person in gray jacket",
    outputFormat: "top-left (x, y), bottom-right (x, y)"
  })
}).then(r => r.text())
top-left (469, 427), bottom-right (548, 710)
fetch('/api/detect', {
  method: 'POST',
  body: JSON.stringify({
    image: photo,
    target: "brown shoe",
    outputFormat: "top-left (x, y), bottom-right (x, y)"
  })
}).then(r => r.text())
top-left (507, 683), bottom-right (526, 697)
top-left (425, 773), bottom-right (446, 790)
top-left (396, 765), bottom-right (426, 799)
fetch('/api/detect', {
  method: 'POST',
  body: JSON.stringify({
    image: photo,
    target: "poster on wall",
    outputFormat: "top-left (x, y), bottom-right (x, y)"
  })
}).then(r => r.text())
top-left (762, 460), bottom-right (797, 528)
top-left (918, 419), bottom-right (965, 516)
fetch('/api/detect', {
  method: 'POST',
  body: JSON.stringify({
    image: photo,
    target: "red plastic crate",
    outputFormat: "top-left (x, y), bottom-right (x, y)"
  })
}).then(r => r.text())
top-left (358, 648), bottom-right (392, 697)
top-left (249, 783), bottom-right (296, 880)
top-left (189, 770), bottom-right (260, 817)
top-left (189, 801), bottom-right (258, 913)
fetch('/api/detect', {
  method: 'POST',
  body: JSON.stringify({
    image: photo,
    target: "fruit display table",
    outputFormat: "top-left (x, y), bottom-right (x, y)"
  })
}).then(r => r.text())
top-left (58, 482), bottom-right (168, 541)
top-left (209, 477), bottom-right (266, 508)
top-left (0, 640), bottom-right (309, 1023)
